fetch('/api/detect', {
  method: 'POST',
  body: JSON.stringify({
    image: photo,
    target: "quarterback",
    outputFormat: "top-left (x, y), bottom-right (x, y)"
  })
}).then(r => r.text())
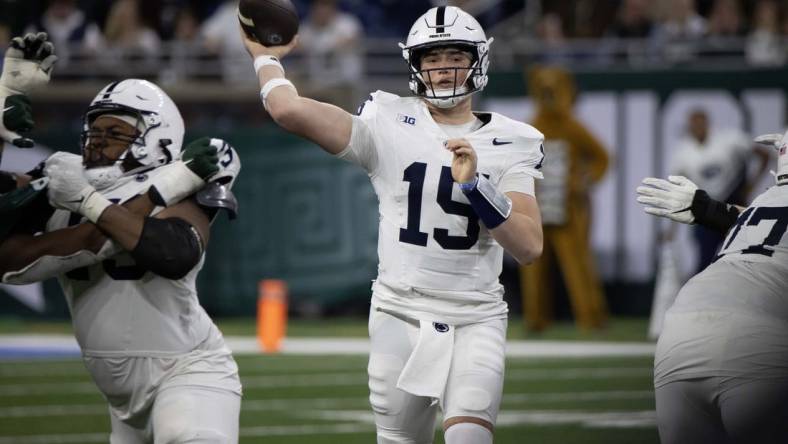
top-left (637, 130), bottom-right (788, 443)
top-left (242, 6), bottom-right (544, 444)
top-left (0, 34), bottom-right (242, 444)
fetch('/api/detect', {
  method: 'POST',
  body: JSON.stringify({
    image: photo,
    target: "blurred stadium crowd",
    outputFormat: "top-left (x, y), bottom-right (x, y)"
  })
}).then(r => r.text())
top-left (0, 0), bottom-right (786, 86)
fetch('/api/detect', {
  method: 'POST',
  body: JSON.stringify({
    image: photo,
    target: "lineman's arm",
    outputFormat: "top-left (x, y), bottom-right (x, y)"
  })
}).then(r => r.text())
top-left (0, 192), bottom-right (153, 279)
top-left (636, 175), bottom-right (743, 234)
top-left (240, 31), bottom-right (353, 155)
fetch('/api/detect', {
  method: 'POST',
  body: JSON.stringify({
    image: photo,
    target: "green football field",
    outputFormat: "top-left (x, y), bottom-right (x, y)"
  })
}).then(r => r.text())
top-left (0, 318), bottom-right (660, 443)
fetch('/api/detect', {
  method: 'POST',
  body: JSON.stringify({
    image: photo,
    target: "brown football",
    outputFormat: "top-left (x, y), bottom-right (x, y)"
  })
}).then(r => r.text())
top-left (238, 0), bottom-right (299, 46)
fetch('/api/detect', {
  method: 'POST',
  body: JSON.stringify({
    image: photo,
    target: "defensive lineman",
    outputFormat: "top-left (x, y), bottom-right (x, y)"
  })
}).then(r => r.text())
top-left (637, 130), bottom-right (788, 443)
top-left (242, 6), bottom-right (544, 444)
top-left (0, 34), bottom-right (242, 444)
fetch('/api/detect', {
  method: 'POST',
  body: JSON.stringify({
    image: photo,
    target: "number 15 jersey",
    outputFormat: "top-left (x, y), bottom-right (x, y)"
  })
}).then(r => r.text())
top-left (337, 91), bottom-right (544, 309)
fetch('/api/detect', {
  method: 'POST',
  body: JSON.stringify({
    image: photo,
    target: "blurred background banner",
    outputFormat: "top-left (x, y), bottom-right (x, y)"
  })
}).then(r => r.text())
top-left (1, 0), bottom-right (786, 319)
top-left (3, 66), bottom-right (785, 318)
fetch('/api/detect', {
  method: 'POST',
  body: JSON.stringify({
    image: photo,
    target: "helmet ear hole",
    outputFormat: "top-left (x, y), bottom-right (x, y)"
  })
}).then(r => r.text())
top-left (160, 139), bottom-right (174, 163)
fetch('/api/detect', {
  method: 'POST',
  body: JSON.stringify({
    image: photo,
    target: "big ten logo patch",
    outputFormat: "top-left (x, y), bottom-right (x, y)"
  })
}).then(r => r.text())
top-left (398, 114), bottom-right (416, 125)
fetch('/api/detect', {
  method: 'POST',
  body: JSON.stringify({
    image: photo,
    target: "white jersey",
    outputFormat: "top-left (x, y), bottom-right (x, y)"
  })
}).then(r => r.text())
top-left (44, 151), bottom-right (240, 358)
top-left (655, 184), bottom-right (788, 386)
top-left (670, 130), bottom-right (752, 202)
top-left (338, 91), bottom-right (544, 323)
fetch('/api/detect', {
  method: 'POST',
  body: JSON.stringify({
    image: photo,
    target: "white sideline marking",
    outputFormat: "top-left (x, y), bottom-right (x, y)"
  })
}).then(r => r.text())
top-left (0, 390), bottom-right (654, 419)
top-left (0, 411), bottom-right (657, 443)
top-left (0, 366), bottom-right (652, 396)
top-left (0, 334), bottom-right (656, 359)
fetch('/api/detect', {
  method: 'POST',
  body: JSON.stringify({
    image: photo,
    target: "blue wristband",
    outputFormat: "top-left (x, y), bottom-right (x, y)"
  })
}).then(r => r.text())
top-left (460, 175), bottom-right (512, 229)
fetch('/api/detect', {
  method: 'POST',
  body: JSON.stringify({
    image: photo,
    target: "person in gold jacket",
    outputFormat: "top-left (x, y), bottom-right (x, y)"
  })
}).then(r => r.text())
top-left (520, 66), bottom-right (609, 331)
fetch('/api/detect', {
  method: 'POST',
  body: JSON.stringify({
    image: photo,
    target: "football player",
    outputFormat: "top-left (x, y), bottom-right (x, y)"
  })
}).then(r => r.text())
top-left (0, 35), bottom-right (243, 444)
top-left (241, 6), bottom-right (544, 444)
top-left (637, 130), bottom-right (788, 444)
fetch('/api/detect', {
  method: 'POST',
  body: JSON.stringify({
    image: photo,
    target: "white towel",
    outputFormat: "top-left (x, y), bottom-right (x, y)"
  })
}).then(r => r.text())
top-left (396, 320), bottom-right (454, 399)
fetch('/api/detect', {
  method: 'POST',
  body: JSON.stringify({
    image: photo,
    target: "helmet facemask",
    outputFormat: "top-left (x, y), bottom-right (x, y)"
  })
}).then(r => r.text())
top-left (81, 79), bottom-right (184, 190)
top-left (400, 6), bottom-right (493, 108)
top-left (407, 44), bottom-right (484, 108)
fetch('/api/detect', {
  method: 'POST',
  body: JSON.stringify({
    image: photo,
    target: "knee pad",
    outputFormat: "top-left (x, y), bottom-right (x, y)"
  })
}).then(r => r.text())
top-left (368, 353), bottom-right (406, 415)
top-left (444, 422), bottom-right (492, 444)
top-left (157, 426), bottom-right (231, 444)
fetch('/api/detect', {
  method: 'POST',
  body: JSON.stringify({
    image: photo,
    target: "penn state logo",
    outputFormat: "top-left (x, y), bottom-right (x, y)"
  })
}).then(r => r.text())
top-left (433, 322), bottom-right (450, 333)
top-left (135, 173), bottom-right (148, 182)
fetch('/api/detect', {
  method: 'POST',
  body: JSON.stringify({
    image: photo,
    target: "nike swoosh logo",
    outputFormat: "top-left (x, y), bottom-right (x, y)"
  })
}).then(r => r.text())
top-left (2, 106), bottom-right (13, 113)
top-left (492, 138), bottom-right (512, 146)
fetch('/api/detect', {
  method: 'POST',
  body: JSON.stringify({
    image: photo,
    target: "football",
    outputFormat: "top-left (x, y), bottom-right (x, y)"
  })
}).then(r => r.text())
top-left (238, 0), bottom-right (299, 47)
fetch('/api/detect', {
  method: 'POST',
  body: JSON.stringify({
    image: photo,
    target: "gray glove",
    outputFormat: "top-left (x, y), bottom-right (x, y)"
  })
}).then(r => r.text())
top-left (636, 175), bottom-right (698, 224)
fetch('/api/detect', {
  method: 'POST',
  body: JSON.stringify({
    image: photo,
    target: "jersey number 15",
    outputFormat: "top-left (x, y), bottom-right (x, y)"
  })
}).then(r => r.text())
top-left (399, 161), bottom-right (480, 250)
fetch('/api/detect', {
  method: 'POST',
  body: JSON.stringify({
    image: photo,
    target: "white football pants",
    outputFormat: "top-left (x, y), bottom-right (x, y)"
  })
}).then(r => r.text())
top-left (655, 377), bottom-right (788, 444)
top-left (367, 308), bottom-right (506, 444)
top-left (109, 384), bottom-right (241, 444)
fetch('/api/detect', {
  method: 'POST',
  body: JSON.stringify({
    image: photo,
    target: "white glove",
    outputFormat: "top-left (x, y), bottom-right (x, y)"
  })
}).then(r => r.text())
top-left (754, 133), bottom-right (784, 147)
top-left (636, 175), bottom-right (698, 224)
top-left (0, 32), bottom-right (57, 97)
top-left (44, 152), bottom-right (112, 223)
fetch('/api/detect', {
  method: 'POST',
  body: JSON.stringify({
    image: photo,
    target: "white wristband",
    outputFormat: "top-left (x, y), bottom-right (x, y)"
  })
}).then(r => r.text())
top-left (253, 55), bottom-right (284, 74)
top-left (149, 160), bottom-right (206, 206)
top-left (260, 78), bottom-right (296, 110)
top-left (81, 189), bottom-right (113, 223)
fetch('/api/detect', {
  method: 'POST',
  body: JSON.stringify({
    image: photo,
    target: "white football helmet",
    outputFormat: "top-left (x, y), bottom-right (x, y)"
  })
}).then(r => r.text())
top-left (754, 128), bottom-right (788, 185)
top-left (399, 6), bottom-right (493, 108)
top-left (81, 79), bottom-right (184, 190)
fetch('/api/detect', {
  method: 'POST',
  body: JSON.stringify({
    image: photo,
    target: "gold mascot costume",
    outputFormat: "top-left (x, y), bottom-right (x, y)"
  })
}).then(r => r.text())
top-left (521, 66), bottom-right (610, 331)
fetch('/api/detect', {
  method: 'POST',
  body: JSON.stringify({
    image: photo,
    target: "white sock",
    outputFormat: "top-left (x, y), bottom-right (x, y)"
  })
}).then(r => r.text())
top-left (444, 422), bottom-right (493, 444)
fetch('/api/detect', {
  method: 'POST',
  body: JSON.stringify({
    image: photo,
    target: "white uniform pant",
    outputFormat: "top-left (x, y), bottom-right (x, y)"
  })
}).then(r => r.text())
top-left (655, 377), bottom-right (788, 444)
top-left (367, 308), bottom-right (507, 444)
top-left (84, 346), bottom-right (242, 444)
top-left (110, 385), bottom-right (241, 444)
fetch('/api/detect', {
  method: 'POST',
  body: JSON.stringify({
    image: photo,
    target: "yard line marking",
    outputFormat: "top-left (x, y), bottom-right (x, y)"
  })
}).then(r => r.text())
top-left (0, 390), bottom-right (654, 419)
top-left (506, 367), bottom-right (652, 379)
top-left (0, 410), bottom-right (657, 443)
top-left (0, 366), bottom-right (653, 396)
top-left (496, 410), bottom-right (657, 428)
top-left (0, 433), bottom-right (109, 444)
top-left (0, 335), bottom-right (655, 359)
top-left (503, 390), bottom-right (654, 403)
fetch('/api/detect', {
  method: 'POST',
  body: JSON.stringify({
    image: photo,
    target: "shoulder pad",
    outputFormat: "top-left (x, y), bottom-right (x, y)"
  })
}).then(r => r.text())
top-left (491, 114), bottom-right (544, 142)
top-left (369, 90), bottom-right (402, 104)
top-left (196, 182), bottom-right (238, 221)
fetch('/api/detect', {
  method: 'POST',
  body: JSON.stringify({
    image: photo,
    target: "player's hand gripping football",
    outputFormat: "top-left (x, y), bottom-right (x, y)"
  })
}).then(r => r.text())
top-left (0, 33), bottom-right (57, 149)
top-left (239, 24), bottom-right (299, 61)
top-left (446, 138), bottom-right (478, 184)
top-left (636, 175), bottom-right (698, 224)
